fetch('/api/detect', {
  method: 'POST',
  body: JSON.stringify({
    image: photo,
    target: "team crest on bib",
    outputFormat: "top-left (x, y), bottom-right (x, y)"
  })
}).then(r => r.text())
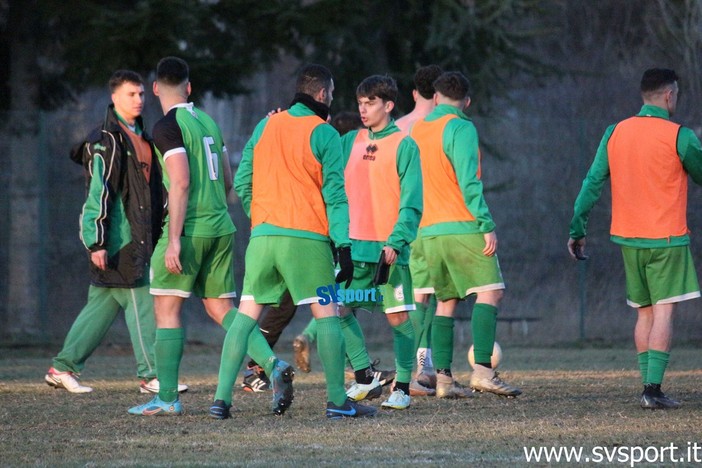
top-left (394, 285), bottom-right (404, 301)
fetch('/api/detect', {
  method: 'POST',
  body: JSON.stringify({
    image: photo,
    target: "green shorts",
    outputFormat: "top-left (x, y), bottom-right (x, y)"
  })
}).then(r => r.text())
top-left (241, 236), bottom-right (335, 306)
top-left (621, 245), bottom-right (700, 308)
top-left (150, 234), bottom-right (236, 299)
top-left (342, 261), bottom-right (415, 314)
top-left (423, 233), bottom-right (505, 301)
top-left (409, 234), bottom-right (435, 294)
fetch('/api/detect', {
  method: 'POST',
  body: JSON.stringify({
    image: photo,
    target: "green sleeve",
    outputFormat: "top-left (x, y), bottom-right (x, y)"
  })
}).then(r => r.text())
top-left (444, 120), bottom-right (496, 233)
top-left (569, 125), bottom-right (614, 239)
top-left (234, 118), bottom-right (267, 217)
top-left (312, 124), bottom-right (351, 248)
top-left (80, 136), bottom-right (118, 251)
top-left (386, 136), bottom-right (423, 251)
top-left (678, 127), bottom-right (702, 186)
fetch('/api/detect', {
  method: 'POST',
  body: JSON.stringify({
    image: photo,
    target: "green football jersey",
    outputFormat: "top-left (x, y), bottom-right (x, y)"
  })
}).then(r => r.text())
top-left (153, 103), bottom-right (235, 237)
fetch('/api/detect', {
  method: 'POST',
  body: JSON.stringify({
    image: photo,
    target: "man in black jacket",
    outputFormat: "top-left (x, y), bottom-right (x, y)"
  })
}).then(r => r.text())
top-left (45, 70), bottom-right (185, 395)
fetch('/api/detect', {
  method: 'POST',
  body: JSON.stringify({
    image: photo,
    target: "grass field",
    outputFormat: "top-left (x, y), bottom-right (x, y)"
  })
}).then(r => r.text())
top-left (1, 343), bottom-right (701, 467)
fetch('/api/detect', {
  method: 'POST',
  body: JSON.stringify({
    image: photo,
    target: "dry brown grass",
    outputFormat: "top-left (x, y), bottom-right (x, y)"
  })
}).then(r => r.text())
top-left (1, 344), bottom-right (701, 467)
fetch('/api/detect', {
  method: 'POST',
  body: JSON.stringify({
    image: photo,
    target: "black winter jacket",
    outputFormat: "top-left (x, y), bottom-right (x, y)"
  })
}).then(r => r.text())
top-left (70, 105), bottom-right (164, 287)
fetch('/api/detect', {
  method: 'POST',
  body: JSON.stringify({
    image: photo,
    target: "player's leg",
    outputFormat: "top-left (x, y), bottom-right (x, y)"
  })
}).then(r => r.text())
top-left (116, 285), bottom-right (157, 384)
top-left (213, 298), bottom-right (265, 409)
top-left (422, 234), bottom-right (476, 399)
top-left (129, 235), bottom-right (199, 415)
top-left (212, 235), bottom-right (293, 417)
top-left (410, 292), bottom-right (436, 394)
top-left (281, 237), bottom-right (375, 418)
top-left (379, 264), bottom-right (415, 410)
top-left (626, 245), bottom-right (698, 409)
top-left (199, 233), bottom-right (276, 386)
top-left (242, 291), bottom-right (297, 387)
top-left (337, 261), bottom-right (386, 401)
top-left (260, 290), bottom-right (298, 348)
top-left (409, 235), bottom-right (436, 390)
top-left (339, 306), bottom-right (380, 400)
top-left (469, 289), bottom-right (521, 396)
top-left (634, 306), bottom-right (653, 384)
top-left (432, 298), bottom-right (474, 398)
top-left (47, 286), bottom-right (121, 393)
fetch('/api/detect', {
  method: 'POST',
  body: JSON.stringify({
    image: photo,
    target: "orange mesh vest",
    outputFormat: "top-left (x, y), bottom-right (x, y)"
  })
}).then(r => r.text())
top-left (608, 116), bottom-right (687, 238)
top-left (345, 129), bottom-right (403, 241)
top-left (251, 112), bottom-right (329, 235)
top-left (411, 115), bottom-right (477, 228)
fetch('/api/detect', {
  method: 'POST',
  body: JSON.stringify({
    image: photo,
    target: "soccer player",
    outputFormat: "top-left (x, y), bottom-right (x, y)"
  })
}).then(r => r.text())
top-left (128, 57), bottom-right (287, 416)
top-left (396, 64), bottom-right (444, 397)
top-left (338, 74), bottom-right (423, 410)
top-left (292, 109), bottom-right (395, 386)
top-left (213, 64), bottom-right (376, 419)
top-left (569, 68), bottom-right (702, 409)
top-left (45, 70), bottom-right (187, 395)
top-left (410, 71), bottom-right (521, 398)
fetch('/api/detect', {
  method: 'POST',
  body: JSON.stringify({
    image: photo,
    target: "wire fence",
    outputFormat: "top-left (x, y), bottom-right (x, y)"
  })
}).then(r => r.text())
top-left (2, 105), bottom-right (702, 347)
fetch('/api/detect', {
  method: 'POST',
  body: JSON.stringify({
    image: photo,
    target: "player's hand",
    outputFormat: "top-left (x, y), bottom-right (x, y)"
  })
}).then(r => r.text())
top-left (483, 231), bottom-right (497, 256)
top-left (382, 246), bottom-right (397, 265)
top-left (165, 239), bottom-right (183, 274)
top-left (335, 246), bottom-right (354, 288)
top-left (568, 237), bottom-right (588, 260)
top-left (90, 249), bottom-right (108, 270)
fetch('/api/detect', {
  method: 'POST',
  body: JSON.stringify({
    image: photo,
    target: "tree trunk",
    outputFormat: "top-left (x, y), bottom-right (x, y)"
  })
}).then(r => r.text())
top-left (4, 0), bottom-right (47, 343)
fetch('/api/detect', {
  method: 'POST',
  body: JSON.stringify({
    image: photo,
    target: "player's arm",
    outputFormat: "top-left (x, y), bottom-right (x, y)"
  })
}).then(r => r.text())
top-left (447, 122), bottom-right (496, 232)
top-left (235, 119), bottom-right (267, 217)
top-left (386, 137), bottom-right (423, 262)
top-left (79, 130), bottom-right (120, 270)
top-left (153, 114), bottom-right (190, 274)
top-left (314, 124), bottom-right (351, 248)
top-left (678, 127), bottom-right (702, 186)
top-left (222, 146), bottom-right (233, 197)
top-left (567, 125), bottom-right (613, 260)
top-left (163, 151), bottom-right (189, 274)
top-left (569, 125), bottom-right (613, 240)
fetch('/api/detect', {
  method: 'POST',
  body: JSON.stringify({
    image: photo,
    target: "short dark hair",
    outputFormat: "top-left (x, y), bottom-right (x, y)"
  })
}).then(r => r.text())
top-left (640, 68), bottom-right (679, 94)
top-left (109, 70), bottom-right (143, 93)
top-left (331, 111), bottom-right (362, 136)
top-left (296, 64), bottom-right (333, 96)
top-left (433, 72), bottom-right (471, 101)
top-left (414, 65), bottom-right (443, 99)
top-left (356, 75), bottom-right (398, 103)
top-left (156, 56), bottom-right (189, 86)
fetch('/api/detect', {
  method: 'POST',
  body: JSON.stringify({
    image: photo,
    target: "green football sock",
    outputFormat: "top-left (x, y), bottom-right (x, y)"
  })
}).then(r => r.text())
top-left (647, 349), bottom-right (670, 385)
top-left (637, 351), bottom-right (649, 384)
top-left (431, 315), bottom-right (454, 370)
top-left (247, 327), bottom-right (277, 376)
top-left (155, 328), bottom-right (184, 403)
top-left (339, 312), bottom-right (370, 371)
top-left (410, 302), bottom-right (427, 351)
top-left (214, 313), bottom-right (257, 404)
top-left (472, 303), bottom-right (498, 365)
top-left (315, 316), bottom-right (347, 406)
top-left (221, 309), bottom-right (236, 331)
top-left (422, 297), bottom-right (436, 349)
top-left (392, 319), bottom-right (415, 384)
top-left (302, 317), bottom-right (318, 342)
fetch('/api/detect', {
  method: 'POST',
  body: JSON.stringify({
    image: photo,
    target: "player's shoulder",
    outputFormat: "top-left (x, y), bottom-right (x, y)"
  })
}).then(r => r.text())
top-left (153, 109), bottom-right (180, 135)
